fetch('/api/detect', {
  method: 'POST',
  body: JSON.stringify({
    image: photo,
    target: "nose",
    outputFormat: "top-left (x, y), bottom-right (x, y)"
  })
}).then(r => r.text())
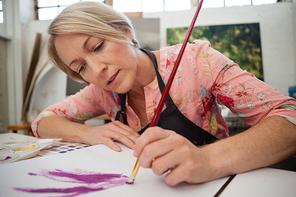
top-left (87, 58), bottom-right (107, 78)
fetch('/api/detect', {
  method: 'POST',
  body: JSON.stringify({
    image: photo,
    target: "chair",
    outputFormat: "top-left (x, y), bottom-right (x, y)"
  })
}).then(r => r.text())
top-left (7, 123), bottom-right (33, 136)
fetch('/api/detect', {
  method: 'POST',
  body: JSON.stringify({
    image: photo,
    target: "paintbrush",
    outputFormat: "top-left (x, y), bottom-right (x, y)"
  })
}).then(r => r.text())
top-left (126, 0), bottom-right (204, 184)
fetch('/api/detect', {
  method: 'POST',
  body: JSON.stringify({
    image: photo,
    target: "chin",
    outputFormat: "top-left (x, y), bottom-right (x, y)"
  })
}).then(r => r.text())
top-left (115, 88), bottom-right (130, 94)
top-left (110, 83), bottom-right (132, 94)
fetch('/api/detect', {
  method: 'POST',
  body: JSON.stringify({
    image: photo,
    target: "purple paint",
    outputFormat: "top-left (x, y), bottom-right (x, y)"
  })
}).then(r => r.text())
top-left (15, 186), bottom-right (105, 196)
top-left (0, 156), bottom-right (11, 161)
top-left (14, 169), bottom-right (128, 197)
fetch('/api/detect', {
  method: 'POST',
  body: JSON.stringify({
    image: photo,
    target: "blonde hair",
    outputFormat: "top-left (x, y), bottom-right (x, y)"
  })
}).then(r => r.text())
top-left (48, 1), bottom-right (139, 84)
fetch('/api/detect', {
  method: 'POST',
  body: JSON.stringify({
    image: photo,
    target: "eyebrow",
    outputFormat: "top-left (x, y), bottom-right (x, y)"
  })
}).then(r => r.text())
top-left (68, 35), bottom-right (93, 68)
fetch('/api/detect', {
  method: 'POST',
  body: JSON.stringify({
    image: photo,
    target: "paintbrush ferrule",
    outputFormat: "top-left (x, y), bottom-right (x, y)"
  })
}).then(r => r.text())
top-left (127, 158), bottom-right (140, 184)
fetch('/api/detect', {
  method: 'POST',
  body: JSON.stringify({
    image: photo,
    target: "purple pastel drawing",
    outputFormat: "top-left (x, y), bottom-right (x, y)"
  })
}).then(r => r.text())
top-left (14, 169), bottom-right (128, 197)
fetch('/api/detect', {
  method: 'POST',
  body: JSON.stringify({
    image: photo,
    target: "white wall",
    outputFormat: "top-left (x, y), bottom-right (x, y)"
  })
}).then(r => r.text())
top-left (22, 20), bottom-right (52, 83)
top-left (143, 3), bottom-right (296, 95)
top-left (293, 1), bottom-right (296, 87)
top-left (2, 0), bottom-right (23, 125)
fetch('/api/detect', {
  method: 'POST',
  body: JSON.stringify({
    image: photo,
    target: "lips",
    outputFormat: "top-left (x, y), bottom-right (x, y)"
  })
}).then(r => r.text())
top-left (107, 71), bottom-right (119, 85)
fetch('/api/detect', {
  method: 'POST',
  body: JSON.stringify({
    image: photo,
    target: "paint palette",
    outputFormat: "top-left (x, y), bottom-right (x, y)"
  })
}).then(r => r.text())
top-left (0, 144), bottom-right (11, 153)
top-left (0, 133), bottom-right (61, 164)
top-left (0, 151), bottom-right (19, 164)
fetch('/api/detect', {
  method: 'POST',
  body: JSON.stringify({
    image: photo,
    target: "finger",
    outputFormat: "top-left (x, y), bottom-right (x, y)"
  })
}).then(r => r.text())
top-left (134, 127), bottom-right (170, 157)
top-left (112, 120), bottom-right (135, 133)
top-left (105, 130), bottom-right (136, 150)
top-left (138, 132), bottom-right (178, 168)
top-left (163, 145), bottom-right (201, 186)
top-left (150, 147), bottom-right (180, 175)
top-left (150, 136), bottom-right (197, 177)
top-left (150, 136), bottom-right (190, 175)
top-left (110, 121), bottom-right (140, 140)
top-left (164, 165), bottom-right (188, 186)
top-left (100, 137), bottom-right (122, 152)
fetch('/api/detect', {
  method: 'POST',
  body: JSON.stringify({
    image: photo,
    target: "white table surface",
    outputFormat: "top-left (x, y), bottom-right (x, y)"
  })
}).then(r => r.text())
top-left (1, 133), bottom-right (295, 197)
top-left (220, 167), bottom-right (296, 197)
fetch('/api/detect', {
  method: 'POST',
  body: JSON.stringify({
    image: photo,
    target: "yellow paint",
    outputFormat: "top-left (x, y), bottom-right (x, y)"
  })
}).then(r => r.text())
top-left (16, 145), bottom-right (37, 151)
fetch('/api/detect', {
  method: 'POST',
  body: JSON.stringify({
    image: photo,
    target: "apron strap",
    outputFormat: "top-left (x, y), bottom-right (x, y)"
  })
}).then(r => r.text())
top-left (115, 93), bottom-right (128, 125)
top-left (140, 49), bottom-right (175, 107)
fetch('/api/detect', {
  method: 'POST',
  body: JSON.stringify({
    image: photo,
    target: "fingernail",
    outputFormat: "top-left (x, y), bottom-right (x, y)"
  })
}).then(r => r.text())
top-left (133, 151), bottom-right (138, 157)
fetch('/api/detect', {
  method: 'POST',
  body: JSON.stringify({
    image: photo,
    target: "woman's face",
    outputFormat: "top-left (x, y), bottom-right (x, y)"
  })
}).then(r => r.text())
top-left (54, 34), bottom-right (138, 93)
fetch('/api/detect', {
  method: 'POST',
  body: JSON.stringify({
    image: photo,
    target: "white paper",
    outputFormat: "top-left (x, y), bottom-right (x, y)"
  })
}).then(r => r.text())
top-left (0, 143), bottom-right (229, 197)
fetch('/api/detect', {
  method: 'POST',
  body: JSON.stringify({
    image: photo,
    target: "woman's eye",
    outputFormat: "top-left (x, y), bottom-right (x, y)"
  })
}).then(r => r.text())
top-left (78, 65), bottom-right (85, 74)
top-left (94, 41), bottom-right (104, 52)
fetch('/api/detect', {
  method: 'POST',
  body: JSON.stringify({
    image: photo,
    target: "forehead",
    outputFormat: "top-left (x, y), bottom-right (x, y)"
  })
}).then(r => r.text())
top-left (54, 34), bottom-right (92, 65)
top-left (54, 34), bottom-right (89, 48)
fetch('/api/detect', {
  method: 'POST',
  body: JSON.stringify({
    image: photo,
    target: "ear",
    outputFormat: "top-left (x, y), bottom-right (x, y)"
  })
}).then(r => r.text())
top-left (126, 29), bottom-right (133, 41)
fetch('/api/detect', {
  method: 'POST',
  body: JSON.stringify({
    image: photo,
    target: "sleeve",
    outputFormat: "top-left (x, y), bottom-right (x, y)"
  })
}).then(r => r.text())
top-left (31, 84), bottom-right (107, 137)
top-left (194, 40), bottom-right (296, 127)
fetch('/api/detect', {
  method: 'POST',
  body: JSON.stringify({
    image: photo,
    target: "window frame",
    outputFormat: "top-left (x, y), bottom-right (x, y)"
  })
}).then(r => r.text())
top-left (0, 0), bottom-right (3, 23)
top-left (34, 0), bottom-right (279, 21)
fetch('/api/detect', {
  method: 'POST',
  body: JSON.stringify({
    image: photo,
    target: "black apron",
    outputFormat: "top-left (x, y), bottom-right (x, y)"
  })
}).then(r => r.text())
top-left (115, 49), bottom-right (217, 146)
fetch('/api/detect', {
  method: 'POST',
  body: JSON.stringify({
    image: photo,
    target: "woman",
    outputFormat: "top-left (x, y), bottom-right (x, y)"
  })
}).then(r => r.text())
top-left (32, 2), bottom-right (296, 186)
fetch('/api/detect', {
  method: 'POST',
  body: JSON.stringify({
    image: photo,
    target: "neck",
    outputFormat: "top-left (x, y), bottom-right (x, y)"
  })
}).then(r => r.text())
top-left (129, 49), bottom-right (159, 95)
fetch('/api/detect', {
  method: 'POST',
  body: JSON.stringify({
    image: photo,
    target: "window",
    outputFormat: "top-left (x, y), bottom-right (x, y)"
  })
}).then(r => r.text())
top-left (36, 0), bottom-right (278, 20)
top-left (0, 0), bottom-right (3, 23)
top-left (113, 0), bottom-right (142, 12)
top-left (113, 0), bottom-right (191, 13)
top-left (225, 0), bottom-right (252, 7)
top-left (199, 0), bottom-right (277, 8)
top-left (112, 0), bottom-right (277, 12)
top-left (201, 0), bottom-right (224, 8)
top-left (252, 0), bottom-right (277, 5)
top-left (37, 0), bottom-right (104, 20)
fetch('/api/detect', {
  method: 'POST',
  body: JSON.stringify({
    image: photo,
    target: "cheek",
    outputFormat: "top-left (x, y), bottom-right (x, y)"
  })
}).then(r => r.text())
top-left (80, 72), bottom-right (103, 86)
top-left (115, 44), bottom-right (137, 63)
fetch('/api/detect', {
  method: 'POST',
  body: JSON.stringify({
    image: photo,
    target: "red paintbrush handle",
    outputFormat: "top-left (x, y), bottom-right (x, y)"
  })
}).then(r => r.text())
top-left (127, 0), bottom-right (205, 184)
top-left (149, 0), bottom-right (204, 127)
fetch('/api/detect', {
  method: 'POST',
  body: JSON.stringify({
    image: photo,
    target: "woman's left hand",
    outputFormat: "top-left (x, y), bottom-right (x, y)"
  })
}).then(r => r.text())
top-left (133, 126), bottom-right (217, 186)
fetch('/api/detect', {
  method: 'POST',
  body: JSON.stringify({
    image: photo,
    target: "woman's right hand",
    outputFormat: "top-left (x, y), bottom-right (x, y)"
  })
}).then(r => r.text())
top-left (84, 120), bottom-right (140, 152)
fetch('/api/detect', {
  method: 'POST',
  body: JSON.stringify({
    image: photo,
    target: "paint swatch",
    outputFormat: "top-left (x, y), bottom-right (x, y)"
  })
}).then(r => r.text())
top-left (38, 142), bottom-right (89, 156)
top-left (14, 169), bottom-right (128, 197)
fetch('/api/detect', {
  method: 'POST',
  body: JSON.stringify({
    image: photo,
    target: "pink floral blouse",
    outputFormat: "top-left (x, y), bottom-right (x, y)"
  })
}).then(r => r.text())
top-left (32, 40), bottom-right (296, 139)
